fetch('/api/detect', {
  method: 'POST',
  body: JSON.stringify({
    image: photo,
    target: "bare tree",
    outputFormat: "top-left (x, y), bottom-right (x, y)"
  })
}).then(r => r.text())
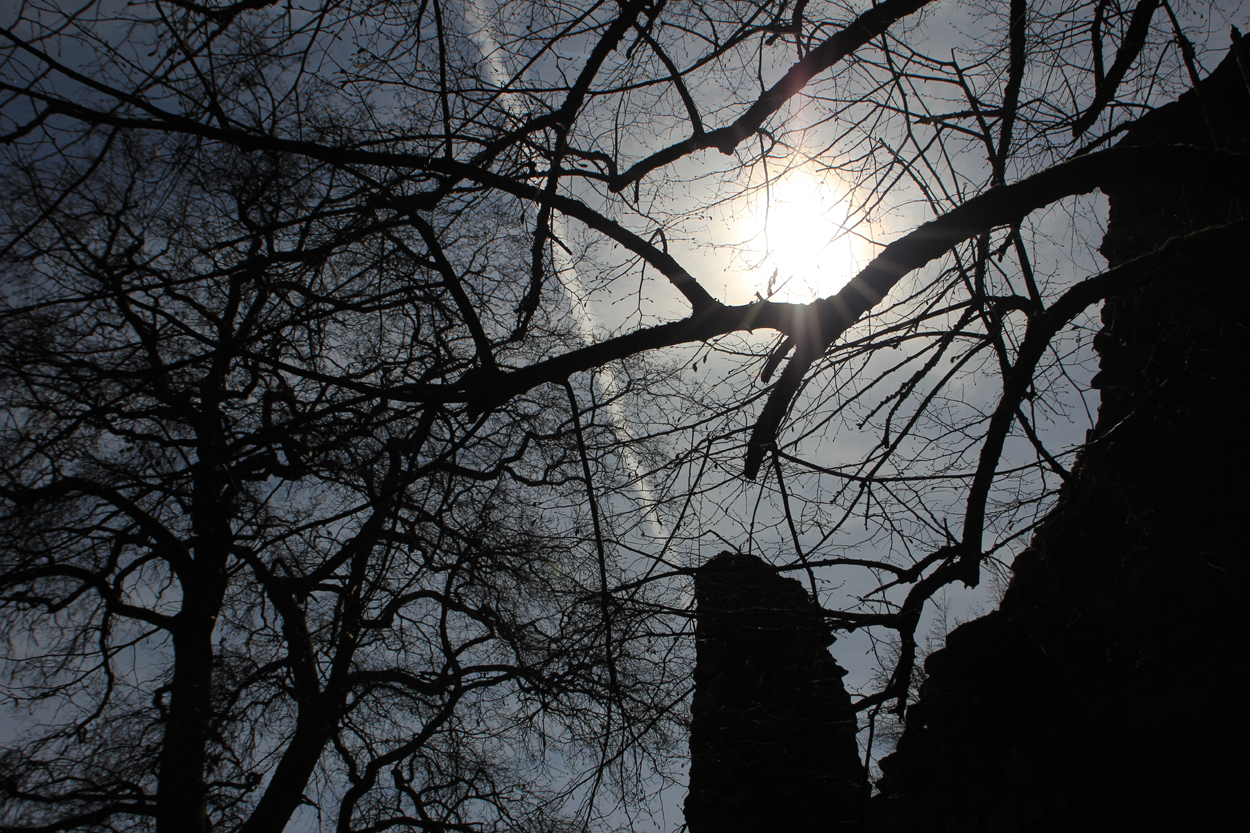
top-left (1, 0), bottom-right (1246, 830)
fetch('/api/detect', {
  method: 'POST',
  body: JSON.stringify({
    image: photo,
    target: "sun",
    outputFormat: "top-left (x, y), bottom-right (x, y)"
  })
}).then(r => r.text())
top-left (738, 170), bottom-right (858, 302)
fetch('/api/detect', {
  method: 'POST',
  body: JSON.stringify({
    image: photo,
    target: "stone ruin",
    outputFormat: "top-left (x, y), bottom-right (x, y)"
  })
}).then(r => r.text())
top-left (686, 44), bottom-right (1249, 833)
top-left (685, 551), bottom-right (867, 832)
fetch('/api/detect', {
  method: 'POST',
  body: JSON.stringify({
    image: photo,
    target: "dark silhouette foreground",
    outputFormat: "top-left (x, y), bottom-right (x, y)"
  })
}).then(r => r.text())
top-left (688, 48), bottom-right (1250, 833)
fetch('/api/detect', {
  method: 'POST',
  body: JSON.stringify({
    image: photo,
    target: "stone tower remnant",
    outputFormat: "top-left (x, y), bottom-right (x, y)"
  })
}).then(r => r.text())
top-left (685, 551), bottom-right (866, 832)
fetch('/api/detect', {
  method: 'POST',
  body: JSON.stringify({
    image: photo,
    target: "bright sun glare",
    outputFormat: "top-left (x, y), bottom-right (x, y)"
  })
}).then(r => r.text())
top-left (739, 171), bottom-right (859, 302)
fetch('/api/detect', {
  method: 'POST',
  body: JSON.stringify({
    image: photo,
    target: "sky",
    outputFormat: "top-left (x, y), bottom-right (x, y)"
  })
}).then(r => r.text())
top-left (3, 0), bottom-right (1250, 830)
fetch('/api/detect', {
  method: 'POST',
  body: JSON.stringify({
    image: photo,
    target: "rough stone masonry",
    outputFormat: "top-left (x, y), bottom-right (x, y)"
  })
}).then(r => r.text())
top-left (685, 551), bottom-right (867, 833)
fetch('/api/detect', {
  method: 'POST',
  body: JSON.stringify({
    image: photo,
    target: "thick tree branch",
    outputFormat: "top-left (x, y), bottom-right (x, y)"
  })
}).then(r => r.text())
top-left (739, 144), bottom-right (1245, 477)
top-left (1072, 0), bottom-right (1161, 136)
top-left (995, 0), bottom-right (1028, 184)
top-left (609, 0), bottom-right (936, 190)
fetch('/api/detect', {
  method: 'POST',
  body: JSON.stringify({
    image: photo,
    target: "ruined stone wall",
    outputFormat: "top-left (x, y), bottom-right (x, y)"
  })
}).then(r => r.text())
top-left (871, 49), bottom-right (1250, 833)
top-left (685, 51), bottom-right (1249, 833)
top-left (685, 551), bottom-right (866, 833)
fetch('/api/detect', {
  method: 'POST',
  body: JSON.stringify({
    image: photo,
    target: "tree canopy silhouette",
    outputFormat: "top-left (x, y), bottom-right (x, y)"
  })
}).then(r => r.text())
top-left (1, 1), bottom-right (1246, 830)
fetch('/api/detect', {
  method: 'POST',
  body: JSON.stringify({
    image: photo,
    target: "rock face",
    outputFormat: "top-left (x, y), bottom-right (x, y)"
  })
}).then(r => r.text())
top-left (872, 48), bottom-right (1250, 832)
top-left (685, 551), bottom-right (867, 833)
